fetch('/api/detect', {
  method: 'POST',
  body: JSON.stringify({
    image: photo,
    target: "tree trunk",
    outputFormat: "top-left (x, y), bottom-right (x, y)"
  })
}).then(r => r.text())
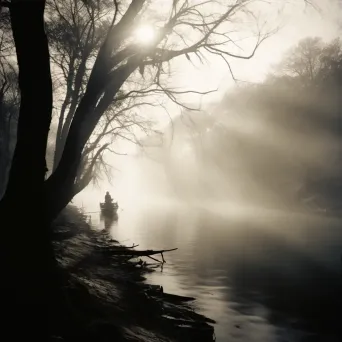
top-left (46, 61), bottom-right (138, 220)
top-left (0, 1), bottom-right (64, 339)
top-left (0, 139), bottom-right (10, 198)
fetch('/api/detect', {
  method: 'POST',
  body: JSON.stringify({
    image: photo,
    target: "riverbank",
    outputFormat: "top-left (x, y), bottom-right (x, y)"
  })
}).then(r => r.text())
top-left (52, 205), bottom-right (215, 341)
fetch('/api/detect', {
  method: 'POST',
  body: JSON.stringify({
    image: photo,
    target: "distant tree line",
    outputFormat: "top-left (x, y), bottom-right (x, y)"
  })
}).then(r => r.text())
top-left (162, 37), bottom-right (342, 210)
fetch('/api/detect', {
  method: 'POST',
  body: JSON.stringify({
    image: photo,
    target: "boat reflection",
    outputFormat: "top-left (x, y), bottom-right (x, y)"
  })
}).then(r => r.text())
top-left (100, 211), bottom-right (118, 230)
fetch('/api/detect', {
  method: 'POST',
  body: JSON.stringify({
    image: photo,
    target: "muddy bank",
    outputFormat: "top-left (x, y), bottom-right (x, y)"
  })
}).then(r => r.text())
top-left (52, 206), bottom-right (215, 341)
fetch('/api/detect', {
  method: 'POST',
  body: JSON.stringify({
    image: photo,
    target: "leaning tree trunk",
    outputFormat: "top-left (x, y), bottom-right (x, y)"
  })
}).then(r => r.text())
top-left (44, 0), bottom-right (145, 219)
top-left (0, 1), bottom-right (64, 339)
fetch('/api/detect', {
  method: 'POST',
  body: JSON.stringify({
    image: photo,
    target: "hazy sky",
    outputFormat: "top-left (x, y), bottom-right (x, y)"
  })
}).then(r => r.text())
top-left (170, 0), bottom-right (341, 104)
top-left (131, 0), bottom-right (342, 128)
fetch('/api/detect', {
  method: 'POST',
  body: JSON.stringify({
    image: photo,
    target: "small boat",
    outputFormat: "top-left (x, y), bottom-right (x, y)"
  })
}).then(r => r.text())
top-left (100, 201), bottom-right (119, 215)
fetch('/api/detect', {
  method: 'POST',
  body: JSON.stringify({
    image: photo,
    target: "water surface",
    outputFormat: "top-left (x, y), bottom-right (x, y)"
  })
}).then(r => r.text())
top-left (89, 203), bottom-right (341, 342)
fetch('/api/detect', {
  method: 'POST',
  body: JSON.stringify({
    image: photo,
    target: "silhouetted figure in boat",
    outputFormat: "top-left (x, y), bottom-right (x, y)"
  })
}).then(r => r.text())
top-left (105, 191), bottom-right (113, 204)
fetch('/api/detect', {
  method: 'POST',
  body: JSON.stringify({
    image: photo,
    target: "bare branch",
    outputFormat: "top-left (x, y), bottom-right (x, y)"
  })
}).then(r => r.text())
top-left (47, 0), bottom-right (286, 197)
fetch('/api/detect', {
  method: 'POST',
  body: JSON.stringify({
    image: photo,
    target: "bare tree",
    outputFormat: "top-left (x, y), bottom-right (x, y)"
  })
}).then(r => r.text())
top-left (0, 0), bottom-right (312, 339)
top-left (46, 0), bottom-right (114, 169)
top-left (273, 36), bottom-right (342, 88)
top-left (46, 0), bottom-right (163, 194)
top-left (44, 0), bottom-right (275, 218)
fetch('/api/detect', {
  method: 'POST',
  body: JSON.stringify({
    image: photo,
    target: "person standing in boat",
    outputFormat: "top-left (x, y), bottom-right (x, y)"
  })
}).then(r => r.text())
top-left (105, 191), bottom-right (113, 204)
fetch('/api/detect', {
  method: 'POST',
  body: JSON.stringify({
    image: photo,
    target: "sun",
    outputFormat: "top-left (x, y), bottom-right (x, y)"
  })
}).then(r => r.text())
top-left (134, 25), bottom-right (156, 45)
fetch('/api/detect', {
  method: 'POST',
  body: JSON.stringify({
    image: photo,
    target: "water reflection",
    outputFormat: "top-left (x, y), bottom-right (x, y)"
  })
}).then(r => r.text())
top-left (100, 212), bottom-right (118, 230)
top-left (91, 205), bottom-right (341, 341)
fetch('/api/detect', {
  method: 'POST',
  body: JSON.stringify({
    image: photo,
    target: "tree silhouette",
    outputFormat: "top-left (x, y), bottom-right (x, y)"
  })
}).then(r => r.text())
top-left (46, 0), bottom-right (114, 171)
top-left (42, 0), bottom-right (273, 219)
top-left (0, 0), bottom-right (306, 339)
top-left (0, 0), bottom-right (155, 195)
top-left (0, 6), bottom-right (17, 195)
top-left (0, 66), bottom-right (18, 195)
top-left (275, 37), bottom-right (342, 86)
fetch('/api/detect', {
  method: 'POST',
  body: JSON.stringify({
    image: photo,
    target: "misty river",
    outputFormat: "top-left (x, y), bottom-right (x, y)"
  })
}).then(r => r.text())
top-left (83, 201), bottom-right (341, 342)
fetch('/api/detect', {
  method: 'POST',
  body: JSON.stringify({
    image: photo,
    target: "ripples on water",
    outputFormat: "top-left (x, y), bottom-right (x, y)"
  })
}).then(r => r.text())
top-left (91, 203), bottom-right (342, 342)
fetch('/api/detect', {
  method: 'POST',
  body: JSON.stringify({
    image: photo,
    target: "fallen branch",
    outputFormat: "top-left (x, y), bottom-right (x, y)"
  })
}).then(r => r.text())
top-left (105, 248), bottom-right (177, 257)
top-left (126, 244), bottom-right (139, 249)
top-left (147, 255), bottom-right (162, 263)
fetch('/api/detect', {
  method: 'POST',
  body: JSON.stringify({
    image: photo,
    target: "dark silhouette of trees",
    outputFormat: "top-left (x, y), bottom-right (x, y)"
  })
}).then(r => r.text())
top-left (0, 1), bottom-right (63, 340)
top-left (0, 0), bottom-right (155, 195)
top-left (0, 66), bottom-right (17, 196)
top-left (44, 0), bottom-right (273, 219)
top-left (274, 36), bottom-right (342, 88)
top-left (0, 0), bottom-right (279, 338)
top-left (46, 0), bottom-right (115, 174)
top-left (0, 8), bottom-right (17, 196)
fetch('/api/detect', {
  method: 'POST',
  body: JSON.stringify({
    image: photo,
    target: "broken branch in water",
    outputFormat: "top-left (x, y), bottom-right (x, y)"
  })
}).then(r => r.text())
top-left (147, 255), bottom-right (162, 263)
top-left (106, 248), bottom-right (177, 256)
top-left (103, 247), bottom-right (178, 264)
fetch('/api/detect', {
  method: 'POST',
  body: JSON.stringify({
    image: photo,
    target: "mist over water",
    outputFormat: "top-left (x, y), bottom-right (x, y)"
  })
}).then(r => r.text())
top-left (75, 92), bottom-right (342, 341)
top-left (80, 195), bottom-right (342, 341)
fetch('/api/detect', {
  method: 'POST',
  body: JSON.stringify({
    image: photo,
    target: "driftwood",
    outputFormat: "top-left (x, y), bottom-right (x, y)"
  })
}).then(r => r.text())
top-left (102, 247), bottom-right (178, 264)
top-left (104, 248), bottom-right (177, 256)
